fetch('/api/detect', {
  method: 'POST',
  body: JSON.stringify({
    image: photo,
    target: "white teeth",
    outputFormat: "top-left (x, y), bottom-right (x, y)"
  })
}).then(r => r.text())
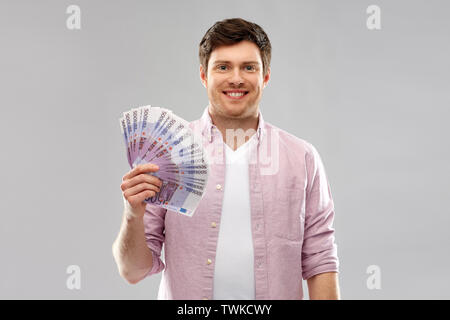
top-left (226, 92), bottom-right (245, 97)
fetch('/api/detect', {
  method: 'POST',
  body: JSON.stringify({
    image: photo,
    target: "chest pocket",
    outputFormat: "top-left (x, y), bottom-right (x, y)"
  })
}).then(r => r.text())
top-left (272, 187), bottom-right (305, 241)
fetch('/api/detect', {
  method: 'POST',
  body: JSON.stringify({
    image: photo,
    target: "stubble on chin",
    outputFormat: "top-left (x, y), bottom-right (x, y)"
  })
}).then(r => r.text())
top-left (210, 92), bottom-right (259, 120)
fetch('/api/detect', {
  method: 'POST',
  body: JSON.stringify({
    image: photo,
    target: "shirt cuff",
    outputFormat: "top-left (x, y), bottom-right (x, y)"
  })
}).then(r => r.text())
top-left (144, 249), bottom-right (164, 278)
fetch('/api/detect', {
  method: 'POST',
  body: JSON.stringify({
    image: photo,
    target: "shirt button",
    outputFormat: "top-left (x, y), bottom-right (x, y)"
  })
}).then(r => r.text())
top-left (211, 222), bottom-right (217, 228)
top-left (256, 223), bottom-right (260, 230)
top-left (216, 184), bottom-right (222, 190)
top-left (207, 258), bottom-right (212, 265)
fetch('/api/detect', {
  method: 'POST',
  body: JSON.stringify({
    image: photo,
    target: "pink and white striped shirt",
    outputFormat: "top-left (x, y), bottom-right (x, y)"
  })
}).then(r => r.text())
top-left (143, 106), bottom-right (339, 300)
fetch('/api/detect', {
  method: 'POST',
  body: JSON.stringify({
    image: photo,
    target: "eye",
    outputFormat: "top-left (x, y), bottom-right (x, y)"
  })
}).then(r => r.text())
top-left (245, 65), bottom-right (256, 71)
top-left (217, 65), bottom-right (228, 70)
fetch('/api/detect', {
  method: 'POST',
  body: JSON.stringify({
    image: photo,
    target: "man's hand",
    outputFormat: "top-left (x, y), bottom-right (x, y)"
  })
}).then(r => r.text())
top-left (307, 272), bottom-right (340, 300)
top-left (120, 163), bottom-right (162, 219)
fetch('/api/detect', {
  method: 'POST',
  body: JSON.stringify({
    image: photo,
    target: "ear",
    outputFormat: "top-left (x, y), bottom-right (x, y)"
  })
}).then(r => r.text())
top-left (263, 67), bottom-right (270, 88)
top-left (199, 64), bottom-right (207, 88)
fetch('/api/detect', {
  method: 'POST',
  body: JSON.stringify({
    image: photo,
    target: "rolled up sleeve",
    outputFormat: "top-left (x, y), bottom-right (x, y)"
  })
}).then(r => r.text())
top-left (302, 143), bottom-right (339, 280)
top-left (143, 203), bottom-right (167, 277)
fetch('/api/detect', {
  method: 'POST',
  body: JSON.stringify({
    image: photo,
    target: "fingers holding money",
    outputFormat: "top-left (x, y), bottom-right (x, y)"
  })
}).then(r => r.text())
top-left (121, 171), bottom-right (163, 191)
top-left (123, 183), bottom-right (160, 208)
top-left (122, 163), bottom-right (160, 181)
top-left (121, 180), bottom-right (160, 214)
top-left (121, 163), bottom-right (162, 213)
top-left (123, 182), bottom-right (160, 199)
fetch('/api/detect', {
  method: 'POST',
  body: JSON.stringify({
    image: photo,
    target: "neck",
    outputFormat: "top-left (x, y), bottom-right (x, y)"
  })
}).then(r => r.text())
top-left (208, 105), bottom-right (259, 151)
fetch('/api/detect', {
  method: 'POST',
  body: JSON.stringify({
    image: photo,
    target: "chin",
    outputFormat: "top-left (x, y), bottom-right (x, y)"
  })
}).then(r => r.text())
top-left (222, 105), bottom-right (250, 118)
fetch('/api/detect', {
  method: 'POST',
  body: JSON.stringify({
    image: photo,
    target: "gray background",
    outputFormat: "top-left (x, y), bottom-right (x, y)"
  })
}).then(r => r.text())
top-left (0, 0), bottom-right (449, 299)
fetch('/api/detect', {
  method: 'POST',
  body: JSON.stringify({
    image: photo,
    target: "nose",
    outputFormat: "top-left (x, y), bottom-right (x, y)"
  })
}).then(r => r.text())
top-left (228, 67), bottom-right (244, 86)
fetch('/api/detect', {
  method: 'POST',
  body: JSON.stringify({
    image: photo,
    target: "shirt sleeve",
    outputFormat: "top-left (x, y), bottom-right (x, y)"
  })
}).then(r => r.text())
top-left (142, 203), bottom-right (167, 277)
top-left (302, 142), bottom-right (340, 280)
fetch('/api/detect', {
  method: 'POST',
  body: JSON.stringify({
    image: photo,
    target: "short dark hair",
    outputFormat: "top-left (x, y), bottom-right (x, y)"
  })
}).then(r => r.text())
top-left (199, 18), bottom-right (272, 77)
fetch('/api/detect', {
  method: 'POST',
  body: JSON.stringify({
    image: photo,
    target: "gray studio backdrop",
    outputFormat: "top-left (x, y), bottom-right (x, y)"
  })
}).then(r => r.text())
top-left (0, 0), bottom-right (449, 299)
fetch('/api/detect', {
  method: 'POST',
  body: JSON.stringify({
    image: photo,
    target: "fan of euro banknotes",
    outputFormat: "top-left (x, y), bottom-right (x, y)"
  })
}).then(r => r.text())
top-left (119, 105), bottom-right (209, 217)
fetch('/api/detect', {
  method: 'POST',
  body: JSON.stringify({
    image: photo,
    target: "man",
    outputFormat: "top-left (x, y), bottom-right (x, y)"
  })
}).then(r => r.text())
top-left (112, 18), bottom-right (340, 300)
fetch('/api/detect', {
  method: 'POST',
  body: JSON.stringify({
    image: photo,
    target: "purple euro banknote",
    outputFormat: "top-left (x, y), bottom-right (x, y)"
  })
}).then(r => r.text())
top-left (119, 105), bottom-right (209, 217)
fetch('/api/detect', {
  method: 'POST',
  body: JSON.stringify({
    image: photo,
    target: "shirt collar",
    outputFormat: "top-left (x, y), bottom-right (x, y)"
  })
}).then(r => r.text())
top-left (200, 105), bottom-right (266, 144)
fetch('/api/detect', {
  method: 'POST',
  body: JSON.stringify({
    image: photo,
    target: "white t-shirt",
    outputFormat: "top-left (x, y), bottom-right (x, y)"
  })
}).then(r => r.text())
top-left (213, 135), bottom-right (256, 300)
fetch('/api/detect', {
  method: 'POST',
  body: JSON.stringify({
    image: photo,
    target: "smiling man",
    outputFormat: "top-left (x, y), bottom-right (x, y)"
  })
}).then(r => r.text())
top-left (113, 17), bottom-right (340, 300)
top-left (201, 39), bottom-right (266, 140)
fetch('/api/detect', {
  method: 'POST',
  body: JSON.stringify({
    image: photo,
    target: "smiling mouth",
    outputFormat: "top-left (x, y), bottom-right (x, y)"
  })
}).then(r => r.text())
top-left (222, 91), bottom-right (249, 99)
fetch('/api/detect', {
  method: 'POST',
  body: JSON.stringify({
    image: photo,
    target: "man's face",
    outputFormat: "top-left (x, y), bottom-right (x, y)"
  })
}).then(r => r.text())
top-left (200, 40), bottom-right (270, 119)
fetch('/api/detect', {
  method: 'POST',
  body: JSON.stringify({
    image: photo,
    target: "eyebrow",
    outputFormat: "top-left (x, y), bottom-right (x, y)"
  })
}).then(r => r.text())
top-left (212, 60), bottom-right (261, 65)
